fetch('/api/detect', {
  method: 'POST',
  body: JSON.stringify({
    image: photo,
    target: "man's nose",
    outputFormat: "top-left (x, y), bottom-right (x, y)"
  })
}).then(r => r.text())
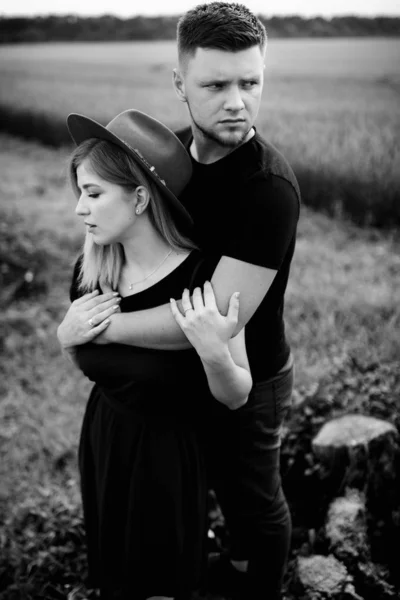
top-left (224, 86), bottom-right (245, 112)
top-left (75, 195), bottom-right (90, 216)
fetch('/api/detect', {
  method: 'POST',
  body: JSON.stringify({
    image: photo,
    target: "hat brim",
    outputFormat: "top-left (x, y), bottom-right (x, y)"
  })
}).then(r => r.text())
top-left (67, 113), bottom-right (193, 230)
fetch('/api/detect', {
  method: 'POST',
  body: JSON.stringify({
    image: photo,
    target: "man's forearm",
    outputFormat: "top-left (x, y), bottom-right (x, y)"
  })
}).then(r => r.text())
top-left (105, 302), bottom-right (192, 350)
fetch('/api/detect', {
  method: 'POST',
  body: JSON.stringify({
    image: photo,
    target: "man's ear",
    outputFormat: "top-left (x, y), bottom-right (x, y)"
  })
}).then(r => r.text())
top-left (172, 68), bottom-right (187, 103)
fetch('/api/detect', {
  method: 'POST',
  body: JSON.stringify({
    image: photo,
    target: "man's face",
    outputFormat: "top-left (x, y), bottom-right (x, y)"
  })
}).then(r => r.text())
top-left (178, 45), bottom-right (265, 148)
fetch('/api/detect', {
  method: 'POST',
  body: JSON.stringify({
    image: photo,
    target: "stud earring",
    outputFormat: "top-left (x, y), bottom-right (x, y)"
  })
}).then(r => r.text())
top-left (136, 209), bottom-right (140, 215)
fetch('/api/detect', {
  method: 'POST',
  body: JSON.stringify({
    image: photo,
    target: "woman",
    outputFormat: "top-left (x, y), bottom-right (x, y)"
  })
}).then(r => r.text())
top-left (57, 109), bottom-right (252, 600)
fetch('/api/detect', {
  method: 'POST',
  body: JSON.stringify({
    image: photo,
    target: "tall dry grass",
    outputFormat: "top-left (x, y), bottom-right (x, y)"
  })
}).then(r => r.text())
top-left (0, 39), bottom-right (399, 226)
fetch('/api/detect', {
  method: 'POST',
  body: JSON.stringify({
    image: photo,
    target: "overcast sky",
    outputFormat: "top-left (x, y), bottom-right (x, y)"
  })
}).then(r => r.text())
top-left (2, 0), bottom-right (400, 17)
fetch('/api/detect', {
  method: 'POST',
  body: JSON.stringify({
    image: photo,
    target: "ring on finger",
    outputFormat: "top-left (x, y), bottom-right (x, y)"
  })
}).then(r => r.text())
top-left (88, 318), bottom-right (95, 327)
top-left (184, 307), bottom-right (194, 315)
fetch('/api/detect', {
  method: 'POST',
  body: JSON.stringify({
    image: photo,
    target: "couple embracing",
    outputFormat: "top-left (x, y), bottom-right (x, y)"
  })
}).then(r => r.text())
top-left (57, 3), bottom-right (300, 600)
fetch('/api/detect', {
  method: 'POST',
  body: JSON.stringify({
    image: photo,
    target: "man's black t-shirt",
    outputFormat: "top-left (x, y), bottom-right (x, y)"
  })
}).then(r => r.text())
top-left (175, 127), bottom-right (300, 382)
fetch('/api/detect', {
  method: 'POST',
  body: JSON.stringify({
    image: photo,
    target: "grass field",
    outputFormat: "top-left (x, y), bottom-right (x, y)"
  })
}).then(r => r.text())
top-left (1, 131), bottom-right (400, 596)
top-left (1, 38), bottom-right (400, 226)
top-left (1, 37), bottom-right (400, 598)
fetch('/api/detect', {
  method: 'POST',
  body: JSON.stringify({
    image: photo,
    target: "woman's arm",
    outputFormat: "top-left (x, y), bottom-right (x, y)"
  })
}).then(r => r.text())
top-left (57, 290), bottom-right (120, 351)
top-left (170, 282), bottom-right (252, 410)
top-left (199, 328), bottom-right (252, 409)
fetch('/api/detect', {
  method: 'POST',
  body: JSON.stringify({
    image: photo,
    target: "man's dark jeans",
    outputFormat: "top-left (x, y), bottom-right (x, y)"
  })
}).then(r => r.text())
top-left (207, 359), bottom-right (294, 599)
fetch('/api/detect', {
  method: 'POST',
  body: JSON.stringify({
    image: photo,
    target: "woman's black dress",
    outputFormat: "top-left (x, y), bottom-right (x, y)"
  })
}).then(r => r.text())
top-left (70, 251), bottom-right (215, 600)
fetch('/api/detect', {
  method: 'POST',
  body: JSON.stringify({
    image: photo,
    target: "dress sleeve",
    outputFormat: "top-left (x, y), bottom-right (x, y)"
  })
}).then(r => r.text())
top-left (222, 173), bottom-right (300, 271)
top-left (69, 255), bottom-right (83, 303)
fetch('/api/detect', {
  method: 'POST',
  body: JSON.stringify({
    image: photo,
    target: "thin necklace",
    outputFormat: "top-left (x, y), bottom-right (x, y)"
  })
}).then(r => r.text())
top-left (128, 249), bottom-right (173, 290)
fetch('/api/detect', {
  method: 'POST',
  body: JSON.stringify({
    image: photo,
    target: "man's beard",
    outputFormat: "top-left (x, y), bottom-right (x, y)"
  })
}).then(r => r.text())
top-left (187, 103), bottom-right (251, 149)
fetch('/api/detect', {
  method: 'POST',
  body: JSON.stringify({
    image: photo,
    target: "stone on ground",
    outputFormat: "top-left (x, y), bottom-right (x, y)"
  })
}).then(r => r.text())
top-left (325, 488), bottom-right (368, 561)
top-left (296, 554), bottom-right (350, 596)
top-left (312, 414), bottom-right (397, 462)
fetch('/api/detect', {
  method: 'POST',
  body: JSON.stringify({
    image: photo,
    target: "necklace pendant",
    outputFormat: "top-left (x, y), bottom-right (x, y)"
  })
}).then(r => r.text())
top-left (126, 248), bottom-right (173, 292)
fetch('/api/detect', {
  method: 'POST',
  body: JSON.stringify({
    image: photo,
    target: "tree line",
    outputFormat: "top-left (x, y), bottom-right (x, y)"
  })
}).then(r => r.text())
top-left (1, 14), bottom-right (400, 43)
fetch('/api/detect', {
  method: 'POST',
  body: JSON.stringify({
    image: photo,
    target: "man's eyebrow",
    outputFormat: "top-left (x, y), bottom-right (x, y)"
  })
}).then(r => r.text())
top-left (199, 77), bottom-right (228, 84)
top-left (241, 75), bottom-right (261, 81)
top-left (199, 74), bottom-right (261, 84)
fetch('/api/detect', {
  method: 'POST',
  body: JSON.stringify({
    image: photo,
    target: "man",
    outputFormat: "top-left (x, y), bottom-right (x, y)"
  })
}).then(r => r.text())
top-left (171, 6), bottom-right (299, 599)
top-left (63, 3), bottom-right (300, 598)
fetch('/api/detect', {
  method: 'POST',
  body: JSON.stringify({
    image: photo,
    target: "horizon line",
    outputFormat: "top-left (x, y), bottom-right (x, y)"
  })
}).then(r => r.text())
top-left (1, 12), bottom-right (400, 19)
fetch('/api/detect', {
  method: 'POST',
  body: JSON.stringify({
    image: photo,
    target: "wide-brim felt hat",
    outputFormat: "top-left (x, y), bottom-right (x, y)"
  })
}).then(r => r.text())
top-left (67, 109), bottom-right (193, 229)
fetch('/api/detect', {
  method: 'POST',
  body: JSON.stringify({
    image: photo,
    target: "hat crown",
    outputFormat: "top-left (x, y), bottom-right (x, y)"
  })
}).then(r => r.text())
top-left (106, 110), bottom-right (191, 198)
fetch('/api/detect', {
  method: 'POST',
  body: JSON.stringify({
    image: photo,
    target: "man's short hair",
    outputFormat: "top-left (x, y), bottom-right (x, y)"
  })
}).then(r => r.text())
top-left (177, 2), bottom-right (267, 64)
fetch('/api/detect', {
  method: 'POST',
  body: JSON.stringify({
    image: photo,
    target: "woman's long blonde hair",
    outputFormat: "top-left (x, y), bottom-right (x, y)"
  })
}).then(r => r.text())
top-left (69, 138), bottom-right (197, 293)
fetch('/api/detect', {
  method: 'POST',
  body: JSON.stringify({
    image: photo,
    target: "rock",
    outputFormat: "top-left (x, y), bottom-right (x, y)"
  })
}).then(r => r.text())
top-left (312, 415), bottom-right (397, 462)
top-left (326, 488), bottom-right (368, 562)
top-left (324, 490), bottom-right (398, 599)
top-left (311, 414), bottom-right (398, 495)
top-left (356, 562), bottom-right (397, 598)
top-left (296, 554), bottom-right (351, 597)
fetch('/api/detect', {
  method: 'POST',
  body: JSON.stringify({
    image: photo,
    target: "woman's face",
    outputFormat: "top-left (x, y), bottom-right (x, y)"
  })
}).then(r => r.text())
top-left (75, 159), bottom-right (137, 245)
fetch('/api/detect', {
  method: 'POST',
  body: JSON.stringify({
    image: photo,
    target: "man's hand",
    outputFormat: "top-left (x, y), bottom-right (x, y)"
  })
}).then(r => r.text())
top-left (57, 290), bottom-right (121, 350)
top-left (170, 282), bottom-right (240, 364)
